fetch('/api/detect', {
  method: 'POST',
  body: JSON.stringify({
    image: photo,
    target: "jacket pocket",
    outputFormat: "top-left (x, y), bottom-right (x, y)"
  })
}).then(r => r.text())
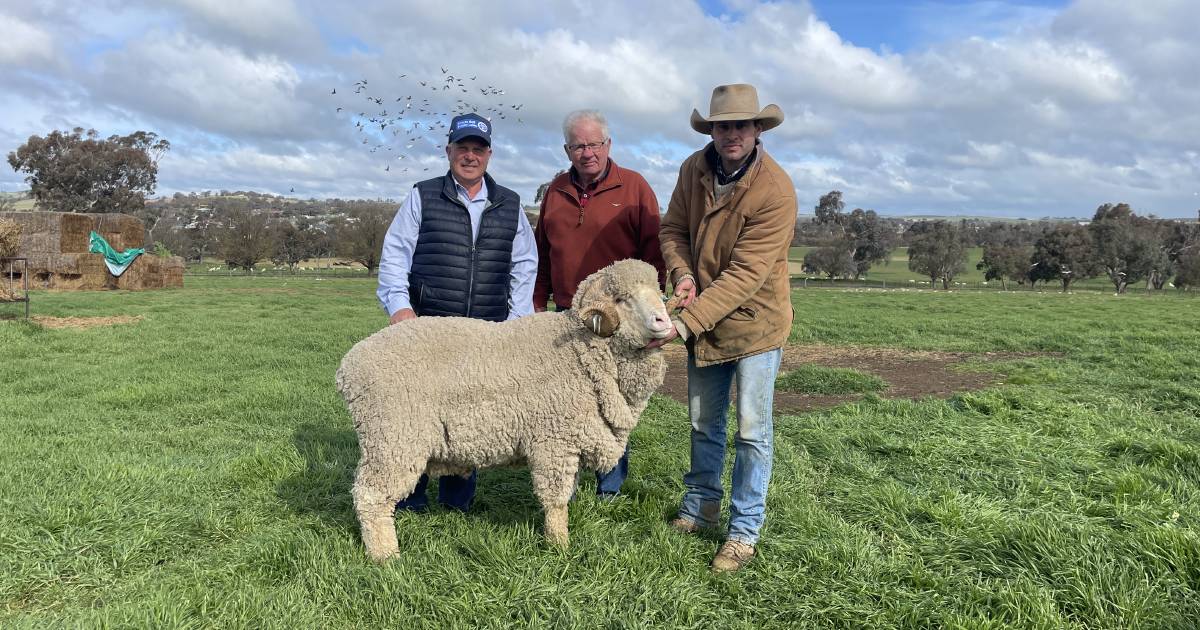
top-left (728, 305), bottom-right (758, 321)
top-left (409, 276), bottom-right (425, 311)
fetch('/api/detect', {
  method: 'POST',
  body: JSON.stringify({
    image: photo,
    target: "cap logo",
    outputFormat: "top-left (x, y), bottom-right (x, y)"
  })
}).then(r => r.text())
top-left (456, 119), bottom-right (489, 133)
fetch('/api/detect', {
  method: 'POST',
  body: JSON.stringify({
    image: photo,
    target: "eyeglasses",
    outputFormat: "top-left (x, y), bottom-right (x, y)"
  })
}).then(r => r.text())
top-left (565, 139), bottom-right (609, 155)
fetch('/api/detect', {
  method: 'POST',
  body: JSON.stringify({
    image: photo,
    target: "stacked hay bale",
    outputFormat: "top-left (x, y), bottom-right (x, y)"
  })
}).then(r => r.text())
top-left (113, 253), bottom-right (185, 290)
top-left (0, 211), bottom-right (185, 290)
top-left (0, 217), bottom-right (21, 300)
top-left (0, 218), bottom-right (20, 257)
top-left (90, 213), bottom-right (145, 251)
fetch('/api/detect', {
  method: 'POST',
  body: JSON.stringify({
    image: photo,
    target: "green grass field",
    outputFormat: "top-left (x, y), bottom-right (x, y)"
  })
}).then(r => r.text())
top-left (8, 200), bottom-right (36, 210)
top-left (789, 246), bottom-right (991, 284)
top-left (2, 279), bottom-right (1198, 628)
top-left (776, 365), bottom-right (887, 395)
top-left (185, 259), bottom-right (372, 276)
top-left (788, 246), bottom-right (1124, 290)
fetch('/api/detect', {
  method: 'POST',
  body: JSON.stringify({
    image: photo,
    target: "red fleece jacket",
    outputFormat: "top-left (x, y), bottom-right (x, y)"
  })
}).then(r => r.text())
top-left (533, 159), bottom-right (666, 310)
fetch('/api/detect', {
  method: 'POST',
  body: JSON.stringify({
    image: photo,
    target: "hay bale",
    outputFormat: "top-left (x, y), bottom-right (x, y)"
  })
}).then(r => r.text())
top-left (162, 256), bottom-right (185, 288)
top-left (115, 254), bottom-right (159, 290)
top-left (0, 212), bottom-right (179, 291)
top-left (73, 254), bottom-right (112, 290)
top-left (60, 213), bottom-right (95, 252)
top-left (0, 211), bottom-right (95, 254)
top-left (22, 252), bottom-right (183, 291)
top-left (0, 218), bottom-right (20, 258)
top-left (0, 212), bottom-right (50, 254)
top-left (27, 252), bottom-right (83, 274)
top-left (16, 253), bottom-right (109, 290)
top-left (91, 213), bottom-right (146, 251)
top-left (114, 254), bottom-right (182, 290)
top-left (0, 211), bottom-right (146, 254)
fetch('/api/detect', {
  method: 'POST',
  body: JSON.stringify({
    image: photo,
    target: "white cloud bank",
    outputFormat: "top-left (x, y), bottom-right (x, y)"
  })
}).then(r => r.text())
top-left (1, 0), bottom-right (1197, 218)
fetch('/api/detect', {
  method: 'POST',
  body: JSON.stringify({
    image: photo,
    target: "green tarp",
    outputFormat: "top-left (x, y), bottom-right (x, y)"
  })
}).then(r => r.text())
top-left (88, 231), bottom-right (144, 276)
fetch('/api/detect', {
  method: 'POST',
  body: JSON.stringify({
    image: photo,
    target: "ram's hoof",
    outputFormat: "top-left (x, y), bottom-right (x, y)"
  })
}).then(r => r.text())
top-left (544, 504), bottom-right (570, 548)
top-left (366, 548), bottom-right (399, 563)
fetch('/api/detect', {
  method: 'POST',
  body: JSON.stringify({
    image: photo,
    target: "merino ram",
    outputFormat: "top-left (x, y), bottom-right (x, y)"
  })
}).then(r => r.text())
top-left (336, 259), bottom-right (675, 561)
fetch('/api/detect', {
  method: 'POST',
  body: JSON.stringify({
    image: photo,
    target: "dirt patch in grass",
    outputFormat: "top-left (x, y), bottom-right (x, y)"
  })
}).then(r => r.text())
top-left (30, 315), bottom-right (143, 329)
top-left (657, 343), bottom-right (1046, 414)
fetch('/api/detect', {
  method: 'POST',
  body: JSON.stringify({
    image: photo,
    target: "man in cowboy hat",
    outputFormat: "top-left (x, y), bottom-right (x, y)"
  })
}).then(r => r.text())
top-left (656, 83), bottom-right (797, 572)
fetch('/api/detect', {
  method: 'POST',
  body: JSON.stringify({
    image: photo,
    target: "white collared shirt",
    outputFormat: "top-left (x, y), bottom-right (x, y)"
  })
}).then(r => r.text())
top-left (376, 176), bottom-right (537, 319)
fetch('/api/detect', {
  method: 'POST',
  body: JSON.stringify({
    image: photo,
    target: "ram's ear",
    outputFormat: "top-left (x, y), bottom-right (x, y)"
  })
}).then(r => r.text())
top-left (578, 304), bottom-right (620, 337)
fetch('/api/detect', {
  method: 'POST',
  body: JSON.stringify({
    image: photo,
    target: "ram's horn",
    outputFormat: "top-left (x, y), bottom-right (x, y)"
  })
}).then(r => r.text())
top-left (579, 304), bottom-right (619, 337)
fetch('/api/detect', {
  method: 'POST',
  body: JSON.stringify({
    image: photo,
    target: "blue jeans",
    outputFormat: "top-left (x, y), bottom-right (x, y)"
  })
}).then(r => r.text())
top-left (678, 347), bottom-right (781, 545)
top-left (396, 471), bottom-right (477, 512)
top-left (596, 445), bottom-right (630, 495)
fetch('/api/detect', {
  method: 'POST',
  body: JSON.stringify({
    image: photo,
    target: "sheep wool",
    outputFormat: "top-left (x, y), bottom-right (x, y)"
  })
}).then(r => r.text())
top-left (337, 259), bottom-right (671, 561)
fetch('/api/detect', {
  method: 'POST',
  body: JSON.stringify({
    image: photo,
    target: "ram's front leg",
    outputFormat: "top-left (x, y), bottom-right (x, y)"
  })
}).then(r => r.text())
top-left (528, 450), bottom-right (579, 547)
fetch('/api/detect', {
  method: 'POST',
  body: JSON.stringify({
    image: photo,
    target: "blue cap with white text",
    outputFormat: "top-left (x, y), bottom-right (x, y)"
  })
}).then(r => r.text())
top-left (447, 113), bottom-right (492, 146)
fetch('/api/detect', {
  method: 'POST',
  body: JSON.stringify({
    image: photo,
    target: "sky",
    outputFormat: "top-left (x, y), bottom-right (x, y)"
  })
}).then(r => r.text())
top-left (1, 0), bottom-right (1198, 219)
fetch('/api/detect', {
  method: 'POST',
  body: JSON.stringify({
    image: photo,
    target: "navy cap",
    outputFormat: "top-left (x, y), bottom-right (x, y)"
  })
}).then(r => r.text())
top-left (447, 113), bottom-right (492, 146)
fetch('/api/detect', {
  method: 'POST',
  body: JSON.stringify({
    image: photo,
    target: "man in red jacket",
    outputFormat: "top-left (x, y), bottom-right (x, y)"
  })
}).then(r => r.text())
top-left (533, 108), bottom-right (666, 499)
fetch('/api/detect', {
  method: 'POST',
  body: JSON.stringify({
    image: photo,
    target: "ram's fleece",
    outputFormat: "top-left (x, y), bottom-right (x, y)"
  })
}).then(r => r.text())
top-left (336, 259), bottom-right (674, 561)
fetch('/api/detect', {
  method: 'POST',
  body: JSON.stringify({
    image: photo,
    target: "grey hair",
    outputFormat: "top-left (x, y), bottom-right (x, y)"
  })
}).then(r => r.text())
top-left (562, 110), bottom-right (610, 143)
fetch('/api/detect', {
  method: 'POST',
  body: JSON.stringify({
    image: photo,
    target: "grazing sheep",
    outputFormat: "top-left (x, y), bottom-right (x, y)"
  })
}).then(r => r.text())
top-left (336, 259), bottom-right (675, 561)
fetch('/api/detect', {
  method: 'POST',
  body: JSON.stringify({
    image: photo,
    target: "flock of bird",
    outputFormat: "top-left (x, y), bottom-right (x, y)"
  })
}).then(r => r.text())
top-left (332, 67), bottom-right (524, 175)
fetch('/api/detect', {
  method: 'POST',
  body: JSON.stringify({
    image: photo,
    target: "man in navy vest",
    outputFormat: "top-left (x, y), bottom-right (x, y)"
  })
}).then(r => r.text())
top-left (376, 112), bottom-right (538, 511)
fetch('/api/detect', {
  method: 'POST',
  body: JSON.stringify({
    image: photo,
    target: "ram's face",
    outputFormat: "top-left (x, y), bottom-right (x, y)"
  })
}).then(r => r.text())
top-left (613, 282), bottom-right (674, 345)
top-left (576, 259), bottom-right (675, 347)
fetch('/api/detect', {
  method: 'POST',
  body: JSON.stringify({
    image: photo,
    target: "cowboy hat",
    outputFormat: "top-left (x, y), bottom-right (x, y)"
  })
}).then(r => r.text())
top-left (690, 83), bottom-right (784, 134)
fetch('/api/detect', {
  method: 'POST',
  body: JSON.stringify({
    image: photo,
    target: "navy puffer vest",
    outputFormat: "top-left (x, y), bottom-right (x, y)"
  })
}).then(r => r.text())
top-left (408, 172), bottom-right (520, 322)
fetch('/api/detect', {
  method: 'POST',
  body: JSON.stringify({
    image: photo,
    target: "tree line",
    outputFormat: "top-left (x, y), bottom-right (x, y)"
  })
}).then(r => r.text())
top-left (6, 127), bottom-right (397, 274)
top-left (150, 193), bottom-right (395, 274)
top-left (800, 191), bottom-right (1200, 292)
top-left (8, 128), bottom-right (1199, 286)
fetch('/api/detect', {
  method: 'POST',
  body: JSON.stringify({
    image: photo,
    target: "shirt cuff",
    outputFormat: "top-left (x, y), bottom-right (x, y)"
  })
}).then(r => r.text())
top-left (672, 317), bottom-right (690, 341)
top-left (673, 270), bottom-right (695, 285)
top-left (384, 296), bottom-right (412, 317)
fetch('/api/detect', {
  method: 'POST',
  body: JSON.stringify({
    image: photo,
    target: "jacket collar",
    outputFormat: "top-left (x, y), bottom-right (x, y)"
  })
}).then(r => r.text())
top-left (441, 171), bottom-right (508, 207)
top-left (698, 142), bottom-right (765, 216)
top-left (569, 159), bottom-right (615, 191)
top-left (704, 141), bottom-right (759, 185)
top-left (557, 158), bottom-right (623, 202)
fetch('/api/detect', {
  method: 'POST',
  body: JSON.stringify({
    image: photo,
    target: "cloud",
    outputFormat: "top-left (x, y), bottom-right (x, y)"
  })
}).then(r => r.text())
top-left (746, 6), bottom-right (920, 111)
top-left (87, 30), bottom-right (315, 139)
top-left (0, 12), bottom-right (59, 68)
top-left (1, 0), bottom-right (1198, 218)
top-left (163, 0), bottom-right (321, 56)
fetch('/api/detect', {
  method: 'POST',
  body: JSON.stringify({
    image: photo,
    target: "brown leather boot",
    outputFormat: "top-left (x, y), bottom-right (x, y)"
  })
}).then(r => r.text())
top-left (669, 516), bottom-right (701, 534)
top-left (711, 540), bottom-right (755, 573)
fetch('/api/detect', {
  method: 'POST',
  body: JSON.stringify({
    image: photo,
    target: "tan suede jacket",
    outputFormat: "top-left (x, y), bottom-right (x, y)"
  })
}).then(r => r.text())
top-left (659, 143), bottom-right (797, 367)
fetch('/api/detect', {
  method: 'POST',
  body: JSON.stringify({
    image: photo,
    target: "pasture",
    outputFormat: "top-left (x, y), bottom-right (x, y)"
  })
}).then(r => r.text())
top-left (787, 246), bottom-right (1131, 291)
top-left (789, 246), bottom-right (990, 284)
top-left (1, 278), bottom-right (1198, 628)
top-left (1, 197), bottom-right (38, 211)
